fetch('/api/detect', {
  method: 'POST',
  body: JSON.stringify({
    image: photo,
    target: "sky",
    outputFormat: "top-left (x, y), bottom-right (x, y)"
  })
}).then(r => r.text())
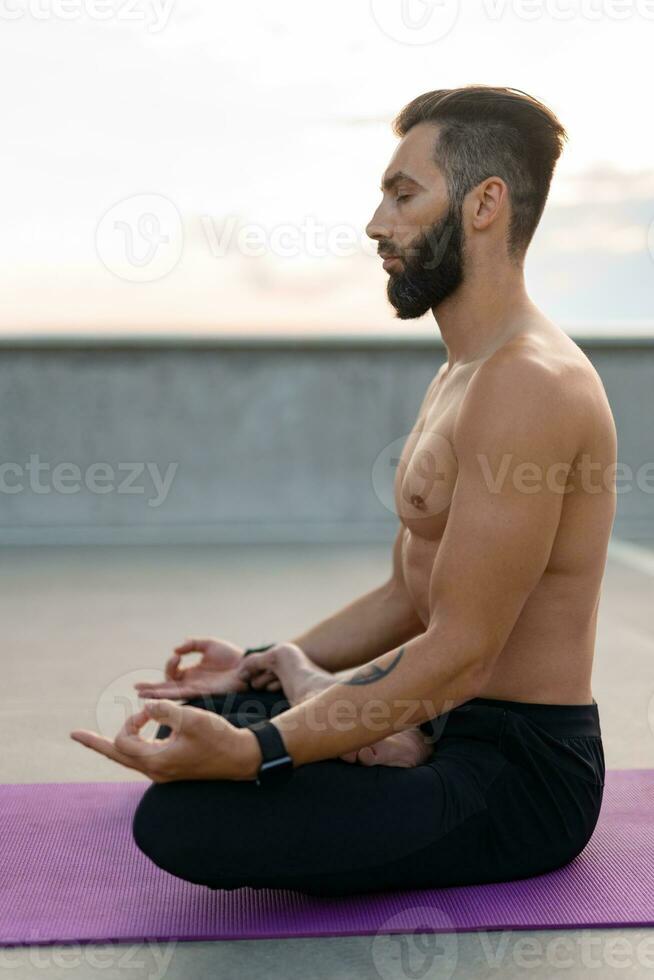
top-left (1, 0), bottom-right (653, 336)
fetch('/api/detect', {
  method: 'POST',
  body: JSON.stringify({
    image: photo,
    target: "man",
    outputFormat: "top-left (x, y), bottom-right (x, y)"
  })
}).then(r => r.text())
top-left (71, 86), bottom-right (615, 897)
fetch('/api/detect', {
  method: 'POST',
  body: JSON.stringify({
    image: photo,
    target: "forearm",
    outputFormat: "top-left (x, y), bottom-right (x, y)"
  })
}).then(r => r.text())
top-left (241, 630), bottom-right (486, 773)
top-left (330, 666), bottom-right (363, 683)
top-left (289, 580), bottom-right (424, 673)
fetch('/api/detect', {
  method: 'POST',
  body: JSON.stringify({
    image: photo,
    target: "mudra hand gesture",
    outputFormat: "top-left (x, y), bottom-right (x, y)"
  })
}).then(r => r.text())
top-left (70, 698), bottom-right (257, 783)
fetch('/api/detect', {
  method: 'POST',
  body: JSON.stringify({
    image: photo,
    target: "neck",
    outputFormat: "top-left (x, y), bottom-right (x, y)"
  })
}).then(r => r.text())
top-left (432, 256), bottom-right (536, 368)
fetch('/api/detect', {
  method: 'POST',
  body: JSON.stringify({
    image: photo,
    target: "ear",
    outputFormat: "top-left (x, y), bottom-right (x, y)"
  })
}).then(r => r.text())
top-left (470, 177), bottom-right (507, 231)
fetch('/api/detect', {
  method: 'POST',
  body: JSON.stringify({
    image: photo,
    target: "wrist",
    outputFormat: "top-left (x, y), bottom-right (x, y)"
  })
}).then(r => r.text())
top-left (235, 727), bottom-right (263, 781)
top-left (242, 642), bottom-right (278, 658)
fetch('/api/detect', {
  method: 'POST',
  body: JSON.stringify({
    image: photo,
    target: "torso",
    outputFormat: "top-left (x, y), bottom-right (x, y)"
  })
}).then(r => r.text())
top-left (394, 322), bottom-right (617, 706)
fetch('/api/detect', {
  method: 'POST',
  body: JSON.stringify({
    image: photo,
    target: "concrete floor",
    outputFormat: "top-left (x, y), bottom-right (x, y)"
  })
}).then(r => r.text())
top-left (2, 541), bottom-right (653, 979)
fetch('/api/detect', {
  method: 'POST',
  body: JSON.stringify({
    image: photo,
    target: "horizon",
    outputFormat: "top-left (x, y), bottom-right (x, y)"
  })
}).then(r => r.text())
top-left (2, 1), bottom-right (653, 335)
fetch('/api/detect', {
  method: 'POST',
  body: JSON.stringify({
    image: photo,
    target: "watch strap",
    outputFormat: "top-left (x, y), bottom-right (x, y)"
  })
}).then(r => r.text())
top-left (243, 643), bottom-right (277, 657)
top-left (248, 719), bottom-right (293, 786)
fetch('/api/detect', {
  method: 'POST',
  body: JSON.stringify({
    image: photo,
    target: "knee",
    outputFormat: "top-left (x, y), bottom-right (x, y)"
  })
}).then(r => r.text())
top-left (131, 782), bottom-right (187, 881)
top-left (131, 782), bottom-right (242, 890)
top-left (131, 784), bottom-right (164, 865)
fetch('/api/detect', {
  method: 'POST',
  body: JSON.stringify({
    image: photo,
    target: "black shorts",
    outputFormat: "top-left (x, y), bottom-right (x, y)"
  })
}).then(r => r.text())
top-left (132, 691), bottom-right (605, 897)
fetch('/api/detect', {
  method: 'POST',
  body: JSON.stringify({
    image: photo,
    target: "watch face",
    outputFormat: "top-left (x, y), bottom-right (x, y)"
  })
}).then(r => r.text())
top-left (256, 755), bottom-right (294, 787)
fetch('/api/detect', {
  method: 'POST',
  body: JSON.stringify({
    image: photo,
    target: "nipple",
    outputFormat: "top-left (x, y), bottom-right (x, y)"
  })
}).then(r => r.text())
top-left (410, 493), bottom-right (426, 510)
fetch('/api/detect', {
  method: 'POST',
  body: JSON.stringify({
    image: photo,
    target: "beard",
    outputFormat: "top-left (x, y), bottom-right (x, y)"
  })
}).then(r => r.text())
top-left (384, 204), bottom-right (465, 320)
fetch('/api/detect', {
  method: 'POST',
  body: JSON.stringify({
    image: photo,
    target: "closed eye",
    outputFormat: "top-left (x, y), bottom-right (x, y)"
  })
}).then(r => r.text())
top-left (396, 195), bottom-right (411, 204)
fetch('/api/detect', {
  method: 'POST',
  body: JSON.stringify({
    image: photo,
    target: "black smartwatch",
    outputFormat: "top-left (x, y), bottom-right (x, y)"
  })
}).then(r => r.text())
top-left (247, 719), bottom-right (294, 788)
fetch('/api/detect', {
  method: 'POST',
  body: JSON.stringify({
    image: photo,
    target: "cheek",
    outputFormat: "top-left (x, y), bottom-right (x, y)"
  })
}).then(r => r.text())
top-left (409, 194), bottom-right (448, 230)
top-left (396, 208), bottom-right (432, 247)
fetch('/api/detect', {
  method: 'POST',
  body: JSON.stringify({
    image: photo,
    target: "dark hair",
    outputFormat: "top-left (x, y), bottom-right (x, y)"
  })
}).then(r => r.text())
top-left (391, 85), bottom-right (567, 257)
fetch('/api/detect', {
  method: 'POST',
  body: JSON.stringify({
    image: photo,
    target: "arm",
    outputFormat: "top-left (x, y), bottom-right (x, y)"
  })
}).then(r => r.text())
top-left (288, 525), bottom-right (425, 673)
top-left (240, 353), bottom-right (579, 772)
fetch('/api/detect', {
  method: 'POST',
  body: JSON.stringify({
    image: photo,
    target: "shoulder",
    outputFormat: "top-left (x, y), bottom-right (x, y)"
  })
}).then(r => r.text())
top-left (453, 337), bottom-right (586, 459)
top-left (469, 346), bottom-right (564, 406)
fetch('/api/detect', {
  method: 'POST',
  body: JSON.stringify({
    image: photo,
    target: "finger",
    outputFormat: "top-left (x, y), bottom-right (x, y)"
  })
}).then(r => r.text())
top-left (238, 653), bottom-right (276, 679)
top-left (141, 699), bottom-right (186, 733)
top-left (69, 729), bottom-right (142, 771)
top-left (265, 679), bottom-right (282, 691)
top-left (238, 653), bottom-right (261, 674)
top-left (249, 669), bottom-right (277, 689)
top-left (113, 707), bottom-right (168, 759)
top-left (135, 688), bottom-right (184, 700)
top-left (123, 706), bottom-right (152, 735)
top-left (173, 637), bottom-right (210, 655)
top-left (133, 681), bottom-right (189, 699)
top-left (114, 700), bottom-right (186, 760)
top-left (164, 653), bottom-right (182, 681)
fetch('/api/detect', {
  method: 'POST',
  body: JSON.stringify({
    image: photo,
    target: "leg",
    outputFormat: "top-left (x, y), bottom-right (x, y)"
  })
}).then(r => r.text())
top-left (132, 744), bottom-right (488, 897)
top-left (132, 698), bottom-right (603, 896)
top-left (136, 686), bottom-right (458, 895)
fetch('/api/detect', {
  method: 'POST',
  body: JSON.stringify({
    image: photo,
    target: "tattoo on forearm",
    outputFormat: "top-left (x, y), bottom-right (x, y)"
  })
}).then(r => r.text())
top-left (343, 647), bottom-right (406, 686)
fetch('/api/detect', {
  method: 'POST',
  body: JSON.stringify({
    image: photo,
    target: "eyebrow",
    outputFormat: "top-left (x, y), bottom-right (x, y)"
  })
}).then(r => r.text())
top-left (379, 170), bottom-right (422, 193)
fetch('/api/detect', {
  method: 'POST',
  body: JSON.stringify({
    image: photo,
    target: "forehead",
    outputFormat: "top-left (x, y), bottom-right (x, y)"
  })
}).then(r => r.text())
top-left (380, 122), bottom-right (444, 191)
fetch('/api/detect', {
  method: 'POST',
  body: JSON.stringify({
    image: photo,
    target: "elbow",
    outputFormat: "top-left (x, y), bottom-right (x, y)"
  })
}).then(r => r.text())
top-left (463, 657), bottom-right (494, 697)
top-left (381, 577), bottom-right (426, 633)
top-left (424, 623), bottom-right (497, 694)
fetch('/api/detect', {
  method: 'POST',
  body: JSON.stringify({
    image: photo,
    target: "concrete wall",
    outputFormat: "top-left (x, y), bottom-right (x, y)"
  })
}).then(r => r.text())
top-left (0, 333), bottom-right (652, 546)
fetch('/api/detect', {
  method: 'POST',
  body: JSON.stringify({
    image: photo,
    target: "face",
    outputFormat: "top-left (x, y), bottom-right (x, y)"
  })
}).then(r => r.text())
top-left (366, 122), bottom-right (465, 319)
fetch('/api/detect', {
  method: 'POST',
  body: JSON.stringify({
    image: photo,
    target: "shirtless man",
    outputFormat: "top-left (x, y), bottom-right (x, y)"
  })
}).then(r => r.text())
top-left (134, 86), bottom-right (616, 765)
top-left (73, 86), bottom-right (615, 896)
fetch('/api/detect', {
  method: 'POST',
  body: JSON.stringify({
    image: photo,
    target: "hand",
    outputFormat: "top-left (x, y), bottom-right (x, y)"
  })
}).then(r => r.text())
top-left (133, 636), bottom-right (280, 701)
top-left (237, 642), bottom-right (335, 706)
top-left (69, 699), bottom-right (259, 782)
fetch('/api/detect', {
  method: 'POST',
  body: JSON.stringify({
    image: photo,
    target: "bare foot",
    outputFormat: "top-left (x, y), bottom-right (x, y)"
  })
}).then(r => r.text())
top-left (339, 727), bottom-right (434, 768)
top-left (237, 642), bottom-right (336, 705)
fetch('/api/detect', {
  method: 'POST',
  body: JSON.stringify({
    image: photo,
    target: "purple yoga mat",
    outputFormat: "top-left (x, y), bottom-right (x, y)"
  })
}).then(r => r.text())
top-left (1, 770), bottom-right (652, 946)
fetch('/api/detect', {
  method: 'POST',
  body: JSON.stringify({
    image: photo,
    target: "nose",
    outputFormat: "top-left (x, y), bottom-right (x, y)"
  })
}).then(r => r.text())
top-left (365, 206), bottom-right (391, 245)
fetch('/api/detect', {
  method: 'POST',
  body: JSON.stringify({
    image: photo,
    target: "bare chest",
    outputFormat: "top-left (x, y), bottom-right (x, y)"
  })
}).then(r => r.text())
top-left (393, 379), bottom-right (469, 541)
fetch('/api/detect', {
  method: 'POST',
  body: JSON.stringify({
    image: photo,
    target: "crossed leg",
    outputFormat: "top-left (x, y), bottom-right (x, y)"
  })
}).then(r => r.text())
top-left (130, 687), bottom-right (505, 897)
